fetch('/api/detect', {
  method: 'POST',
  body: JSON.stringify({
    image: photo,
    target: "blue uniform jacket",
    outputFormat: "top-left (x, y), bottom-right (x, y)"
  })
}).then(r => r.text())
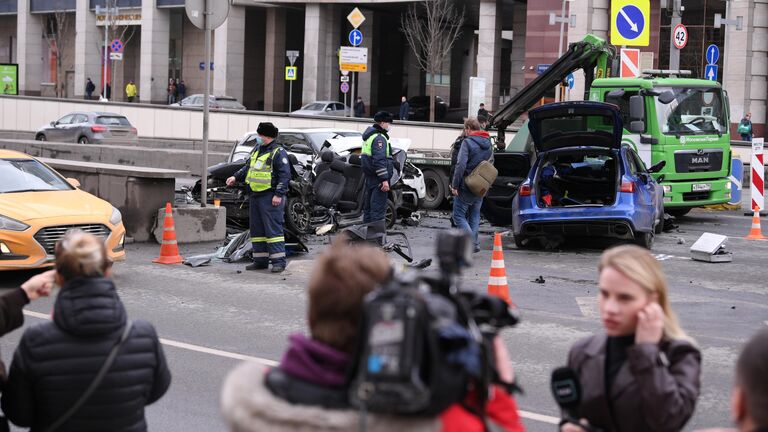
top-left (451, 134), bottom-right (492, 193)
top-left (234, 140), bottom-right (291, 197)
top-left (361, 125), bottom-right (393, 182)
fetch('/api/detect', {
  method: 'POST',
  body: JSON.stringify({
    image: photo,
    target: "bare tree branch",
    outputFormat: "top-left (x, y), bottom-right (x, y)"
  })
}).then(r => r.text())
top-left (41, 2), bottom-right (71, 98)
top-left (400, 0), bottom-right (464, 122)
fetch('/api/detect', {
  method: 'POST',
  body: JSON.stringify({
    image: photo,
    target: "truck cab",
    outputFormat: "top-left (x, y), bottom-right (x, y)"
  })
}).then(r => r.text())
top-left (590, 77), bottom-right (731, 216)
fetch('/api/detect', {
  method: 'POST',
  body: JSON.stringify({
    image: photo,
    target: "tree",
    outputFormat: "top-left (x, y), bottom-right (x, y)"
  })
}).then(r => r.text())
top-left (42, 7), bottom-right (71, 98)
top-left (400, 0), bottom-right (464, 122)
top-left (102, 0), bottom-right (139, 99)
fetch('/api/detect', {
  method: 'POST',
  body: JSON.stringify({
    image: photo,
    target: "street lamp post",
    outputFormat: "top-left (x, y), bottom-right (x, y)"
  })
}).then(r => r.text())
top-left (548, 0), bottom-right (576, 102)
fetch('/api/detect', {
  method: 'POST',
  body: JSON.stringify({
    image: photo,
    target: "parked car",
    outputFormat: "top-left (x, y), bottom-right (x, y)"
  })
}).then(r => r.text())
top-left (0, 150), bottom-right (126, 270)
top-left (291, 101), bottom-right (351, 117)
top-left (406, 95), bottom-right (448, 121)
top-left (34, 112), bottom-right (138, 145)
top-left (510, 102), bottom-right (665, 249)
top-left (172, 94), bottom-right (246, 110)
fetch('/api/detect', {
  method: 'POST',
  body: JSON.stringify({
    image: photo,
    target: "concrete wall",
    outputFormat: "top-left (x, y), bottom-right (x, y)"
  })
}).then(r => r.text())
top-left (0, 95), bottom-right (473, 150)
top-left (0, 16), bottom-right (15, 63)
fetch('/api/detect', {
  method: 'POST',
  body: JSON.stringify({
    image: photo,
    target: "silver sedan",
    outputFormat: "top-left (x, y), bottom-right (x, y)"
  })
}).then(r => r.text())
top-left (34, 111), bottom-right (139, 145)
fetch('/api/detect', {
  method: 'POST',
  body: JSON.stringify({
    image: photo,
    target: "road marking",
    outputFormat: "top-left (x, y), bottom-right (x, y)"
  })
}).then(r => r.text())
top-left (22, 309), bottom-right (559, 425)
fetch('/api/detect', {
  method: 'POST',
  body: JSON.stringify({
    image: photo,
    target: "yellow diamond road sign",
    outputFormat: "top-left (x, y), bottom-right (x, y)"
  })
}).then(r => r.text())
top-left (611, 0), bottom-right (650, 47)
top-left (347, 7), bottom-right (365, 29)
top-left (285, 66), bottom-right (297, 81)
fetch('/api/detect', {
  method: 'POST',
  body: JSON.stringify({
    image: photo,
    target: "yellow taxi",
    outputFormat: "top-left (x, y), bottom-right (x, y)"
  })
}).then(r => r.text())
top-left (0, 150), bottom-right (126, 270)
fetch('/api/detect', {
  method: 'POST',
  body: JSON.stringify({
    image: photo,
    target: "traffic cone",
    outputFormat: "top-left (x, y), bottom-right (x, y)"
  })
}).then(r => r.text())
top-left (745, 207), bottom-right (767, 240)
top-left (487, 232), bottom-right (514, 306)
top-left (153, 202), bottom-right (184, 264)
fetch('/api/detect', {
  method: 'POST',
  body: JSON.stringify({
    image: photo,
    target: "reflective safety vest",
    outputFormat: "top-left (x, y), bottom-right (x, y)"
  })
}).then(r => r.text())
top-left (361, 133), bottom-right (391, 158)
top-left (246, 146), bottom-right (281, 192)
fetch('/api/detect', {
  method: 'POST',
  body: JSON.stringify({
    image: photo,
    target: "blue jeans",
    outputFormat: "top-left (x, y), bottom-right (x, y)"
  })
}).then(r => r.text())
top-left (452, 189), bottom-right (482, 250)
top-left (741, 134), bottom-right (752, 142)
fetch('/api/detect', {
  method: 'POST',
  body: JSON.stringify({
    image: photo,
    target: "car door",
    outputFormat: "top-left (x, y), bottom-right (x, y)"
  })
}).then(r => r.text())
top-left (631, 148), bottom-right (663, 228)
top-left (70, 114), bottom-right (89, 142)
top-left (48, 114), bottom-right (75, 141)
top-left (481, 152), bottom-right (532, 226)
top-left (331, 103), bottom-right (346, 116)
top-left (625, 148), bottom-right (655, 231)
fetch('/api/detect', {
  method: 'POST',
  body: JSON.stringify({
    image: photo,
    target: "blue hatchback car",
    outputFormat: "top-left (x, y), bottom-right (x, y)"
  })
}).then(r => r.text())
top-left (511, 102), bottom-right (664, 249)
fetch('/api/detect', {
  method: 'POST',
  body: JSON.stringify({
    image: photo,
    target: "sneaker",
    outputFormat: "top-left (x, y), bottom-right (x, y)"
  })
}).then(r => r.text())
top-left (473, 246), bottom-right (481, 253)
top-left (246, 262), bottom-right (268, 271)
top-left (271, 264), bottom-right (286, 273)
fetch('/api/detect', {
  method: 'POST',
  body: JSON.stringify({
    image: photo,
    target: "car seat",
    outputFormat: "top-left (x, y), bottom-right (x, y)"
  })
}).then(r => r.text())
top-left (313, 158), bottom-right (347, 208)
top-left (314, 150), bottom-right (336, 178)
top-left (338, 154), bottom-right (365, 212)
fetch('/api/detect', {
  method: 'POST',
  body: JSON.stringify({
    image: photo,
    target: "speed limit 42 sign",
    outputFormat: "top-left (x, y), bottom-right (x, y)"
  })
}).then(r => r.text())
top-left (673, 24), bottom-right (688, 49)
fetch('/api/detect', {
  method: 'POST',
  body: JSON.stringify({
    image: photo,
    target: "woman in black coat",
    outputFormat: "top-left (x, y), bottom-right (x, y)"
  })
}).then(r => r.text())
top-left (1, 231), bottom-right (171, 432)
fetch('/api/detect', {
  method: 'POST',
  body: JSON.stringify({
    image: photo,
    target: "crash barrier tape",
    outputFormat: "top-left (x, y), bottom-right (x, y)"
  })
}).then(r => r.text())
top-left (487, 233), bottom-right (513, 306)
top-left (153, 202), bottom-right (184, 264)
top-left (745, 207), bottom-right (767, 241)
top-left (751, 138), bottom-right (765, 212)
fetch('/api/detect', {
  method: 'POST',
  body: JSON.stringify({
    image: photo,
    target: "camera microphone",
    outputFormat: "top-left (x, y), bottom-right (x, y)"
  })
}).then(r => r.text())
top-left (551, 367), bottom-right (602, 432)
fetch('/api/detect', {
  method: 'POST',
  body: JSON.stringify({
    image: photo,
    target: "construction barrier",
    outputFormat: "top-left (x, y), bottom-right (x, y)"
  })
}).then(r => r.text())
top-left (487, 233), bottom-right (514, 306)
top-left (153, 202), bottom-right (184, 264)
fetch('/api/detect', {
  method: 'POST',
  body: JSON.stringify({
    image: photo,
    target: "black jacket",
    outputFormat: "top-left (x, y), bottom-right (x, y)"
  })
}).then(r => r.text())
top-left (233, 140), bottom-right (292, 197)
top-left (0, 289), bottom-right (28, 386)
top-left (2, 277), bottom-right (171, 432)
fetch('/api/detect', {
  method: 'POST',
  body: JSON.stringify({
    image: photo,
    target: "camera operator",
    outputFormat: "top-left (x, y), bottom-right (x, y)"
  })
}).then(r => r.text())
top-left (220, 237), bottom-right (525, 432)
top-left (561, 245), bottom-right (700, 432)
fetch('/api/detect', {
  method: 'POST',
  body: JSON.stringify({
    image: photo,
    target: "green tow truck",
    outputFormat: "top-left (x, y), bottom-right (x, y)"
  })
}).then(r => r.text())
top-left (477, 34), bottom-right (732, 225)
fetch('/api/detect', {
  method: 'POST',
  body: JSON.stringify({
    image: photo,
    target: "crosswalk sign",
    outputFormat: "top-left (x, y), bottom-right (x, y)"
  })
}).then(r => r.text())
top-left (285, 66), bottom-right (297, 81)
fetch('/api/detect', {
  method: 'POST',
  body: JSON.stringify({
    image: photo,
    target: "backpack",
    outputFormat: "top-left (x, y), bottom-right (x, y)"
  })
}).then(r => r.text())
top-left (464, 138), bottom-right (498, 197)
top-left (737, 122), bottom-right (751, 135)
top-left (348, 280), bottom-right (472, 416)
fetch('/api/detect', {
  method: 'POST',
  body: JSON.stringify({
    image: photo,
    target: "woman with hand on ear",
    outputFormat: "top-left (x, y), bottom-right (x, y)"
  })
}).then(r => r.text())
top-left (560, 245), bottom-right (701, 432)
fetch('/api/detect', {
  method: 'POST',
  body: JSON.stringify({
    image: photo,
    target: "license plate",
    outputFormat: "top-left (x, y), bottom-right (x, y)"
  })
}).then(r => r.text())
top-left (692, 183), bottom-right (711, 192)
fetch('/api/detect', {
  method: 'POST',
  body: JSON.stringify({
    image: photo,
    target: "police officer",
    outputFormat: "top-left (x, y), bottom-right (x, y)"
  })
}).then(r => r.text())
top-left (226, 122), bottom-right (291, 273)
top-left (361, 111), bottom-right (394, 224)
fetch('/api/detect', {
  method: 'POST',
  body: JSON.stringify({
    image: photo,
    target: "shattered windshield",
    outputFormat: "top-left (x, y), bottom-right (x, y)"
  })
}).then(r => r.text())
top-left (655, 87), bottom-right (727, 136)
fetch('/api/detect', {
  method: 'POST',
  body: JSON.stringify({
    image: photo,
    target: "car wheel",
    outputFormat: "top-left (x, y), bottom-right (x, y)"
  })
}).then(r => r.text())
top-left (633, 231), bottom-right (654, 250)
top-left (35, 134), bottom-right (46, 141)
top-left (285, 196), bottom-right (311, 234)
top-left (78, 136), bottom-right (89, 144)
top-left (654, 220), bottom-right (663, 234)
top-left (420, 169), bottom-right (445, 210)
top-left (385, 200), bottom-right (396, 229)
top-left (513, 234), bottom-right (528, 249)
top-left (667, 207), bottom-right (691, 218)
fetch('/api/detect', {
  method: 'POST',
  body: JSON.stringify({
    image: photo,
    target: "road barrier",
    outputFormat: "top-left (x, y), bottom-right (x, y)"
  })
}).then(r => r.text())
top-left (745, 207), bottom-right (767, 241)
top-left (751, 138), bottom-right (765, 212)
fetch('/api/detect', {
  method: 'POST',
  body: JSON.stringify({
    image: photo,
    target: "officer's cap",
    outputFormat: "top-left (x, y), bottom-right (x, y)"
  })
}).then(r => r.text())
top-left (257, 122), bottom-right (279, 138)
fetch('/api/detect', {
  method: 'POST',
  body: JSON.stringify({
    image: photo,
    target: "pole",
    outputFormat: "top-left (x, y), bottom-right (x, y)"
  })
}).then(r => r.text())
top-left (201, 1), bottom-right (210, 208)
top-left (668, 0), bottom-right (681, 71)
top-left (102, 7), bottom-right (109, 100)
top-left (351, 72), bottom-right (356, 117)
top-left (289, 81), bottom-right (293, 113)
top-left (554, 0), bottom-right (566, 102)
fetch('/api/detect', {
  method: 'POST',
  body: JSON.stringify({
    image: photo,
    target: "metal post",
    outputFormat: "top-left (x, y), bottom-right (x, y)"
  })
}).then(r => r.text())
top-left (351, 72), bottom-right (356, 117)
top-left (289, 81), bottom-right (293, 113)
top-left (202, 1), bottom-right (211, 208)
top-left (668, 0), bottom-right (681, 71)
top-left (102, 7), bottom-right (109, 100)
top-left (555, 0), bottom-right (566, 102)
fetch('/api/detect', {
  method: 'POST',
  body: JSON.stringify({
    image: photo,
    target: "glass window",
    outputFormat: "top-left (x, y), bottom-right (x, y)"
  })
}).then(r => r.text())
top-left (279, 133), bottom-right (311, 151)
top-left (654, 87), bottom-right (727, 136)
top-left (218, 100), bottom-right (244, 110)
top-left (0, 159), bottom-right (72, 193)
top-left (96, 116), bottom-right (130, 126)
top-left (56, 114), bottom-right (74, 125)
top-left (605, 91), bottom-right (643, 132)
top-left (301, 103), bottom-right (325, 111)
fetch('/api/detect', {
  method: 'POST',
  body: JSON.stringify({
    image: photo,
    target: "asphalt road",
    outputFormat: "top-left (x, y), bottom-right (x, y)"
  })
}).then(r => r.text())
top-left (1, 207), bottom-right (766, 431)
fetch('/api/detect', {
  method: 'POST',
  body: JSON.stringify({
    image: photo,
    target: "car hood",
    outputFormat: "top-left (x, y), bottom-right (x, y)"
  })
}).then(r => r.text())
top-left (0, 190), bottom-right (112, 222)
top-left (324, 137), bottom-right (412, 154)
top-left (528, 102), bottom-right (623, 152)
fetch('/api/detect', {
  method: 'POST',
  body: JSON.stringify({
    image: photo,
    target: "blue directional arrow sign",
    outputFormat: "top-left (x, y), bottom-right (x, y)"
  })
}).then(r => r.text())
top-left (566, 73), bottom-right (575, 90)
top-left (705, 64), bottom-right (718, 81)
top-left (706, 44), bottom-right (719, 65)
top-left (349, 29), bottom-right (363, 47)
top-left (616, 5), bottom-right (645, 41)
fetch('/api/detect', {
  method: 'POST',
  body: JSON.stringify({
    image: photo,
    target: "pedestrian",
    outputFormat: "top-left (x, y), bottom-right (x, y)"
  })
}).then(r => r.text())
top-left (361, 111), bottom-right (394, 224)
top-left (450, 117), bottom-right (492, 253)
top-left (399, 95), bottom-right (410, 120)
top-left (354, 96), bottom-right (365, 118)
top-left (125, 80), bottom-right (137, 103)
top-left (1, 230), bottom-right (171, 431)
top-left (738, 112), bottom-right (753, 141)
top-left (694, 328), bottom-right (768, 432)
top-left (102, 82), bottom-right (111, 101)
top-left (226, 122), bottom-right (291, 273)
top-left (167, 78), bottom-right (176, 105)
top-left (177, 79), bottom-right (187, 101)
top-left (85, 78), bottom-right (95, 100)
top-left (174, 78), bottom-right (180, 103)
top-left (560, 245), bottom-right (701, 432)
top-left (221, 237), bottom-right (525, 432)
top-left (477, 103), bottom-right (489, 119)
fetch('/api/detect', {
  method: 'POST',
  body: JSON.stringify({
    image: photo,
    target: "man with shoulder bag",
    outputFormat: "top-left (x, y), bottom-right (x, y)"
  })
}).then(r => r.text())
top-left (450, 117), bottom-right (497, 253)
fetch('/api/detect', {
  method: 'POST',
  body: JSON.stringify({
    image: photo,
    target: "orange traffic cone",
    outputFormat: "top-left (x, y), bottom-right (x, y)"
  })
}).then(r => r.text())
top-left (745, 207), bottom-right (767, 240)
top-left (153, 202), bottom-right (184, 264)
top-left (487, 232), bottom-right (514, 306)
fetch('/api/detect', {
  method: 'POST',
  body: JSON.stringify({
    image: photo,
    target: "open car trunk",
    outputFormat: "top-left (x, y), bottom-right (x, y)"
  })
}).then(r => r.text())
top-left (482, 152), bottom-right (531, 226)
top-left (535, 149), bottom-right (619, 208)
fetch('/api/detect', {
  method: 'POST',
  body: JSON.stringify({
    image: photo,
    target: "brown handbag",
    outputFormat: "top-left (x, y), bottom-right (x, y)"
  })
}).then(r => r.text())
top-left (464, 149), bottom-right (498, 197)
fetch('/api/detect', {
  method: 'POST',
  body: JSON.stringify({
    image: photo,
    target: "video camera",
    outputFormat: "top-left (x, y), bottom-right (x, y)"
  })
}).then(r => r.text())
top-left (349, 230), bottom-right (520, 417)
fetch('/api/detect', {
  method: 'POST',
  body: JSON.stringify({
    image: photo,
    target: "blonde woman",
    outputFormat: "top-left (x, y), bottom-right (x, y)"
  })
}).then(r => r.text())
top-left (561, 245), bottom-right (701, 432)
top-left (2, 231), bottom-right (171, 431)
